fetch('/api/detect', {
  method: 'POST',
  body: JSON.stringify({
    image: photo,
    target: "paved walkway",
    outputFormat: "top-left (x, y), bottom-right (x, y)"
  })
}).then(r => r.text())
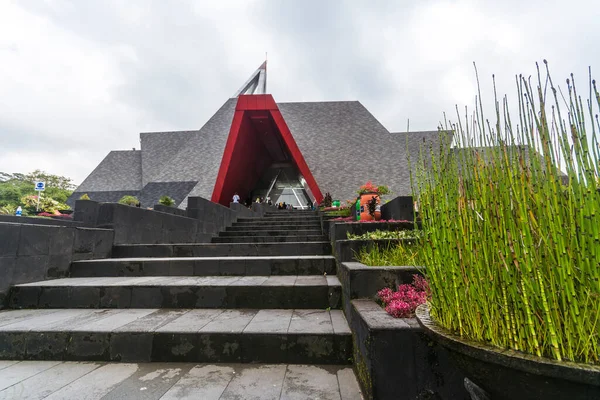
top-left (0, 361), bottom-right (362, 399)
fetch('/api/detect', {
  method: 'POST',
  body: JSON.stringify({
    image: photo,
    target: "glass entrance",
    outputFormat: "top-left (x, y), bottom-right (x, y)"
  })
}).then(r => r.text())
top-left (251, 163), bottom-right (313, 209)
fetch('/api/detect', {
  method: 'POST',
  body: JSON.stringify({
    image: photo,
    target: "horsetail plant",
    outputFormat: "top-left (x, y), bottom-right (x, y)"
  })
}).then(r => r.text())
top-left (415, 61), bottom-right (600, 365)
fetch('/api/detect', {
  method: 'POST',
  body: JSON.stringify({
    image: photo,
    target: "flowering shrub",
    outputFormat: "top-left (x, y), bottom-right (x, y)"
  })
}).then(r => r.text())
top-left (20, 195), bottom-right (69, 213)
top-left (358, 181), bottom-right (390, 196)
top-left (377, 275), bottom-right (429, 318)
top-left (38, 212), bottom-right (72, 218)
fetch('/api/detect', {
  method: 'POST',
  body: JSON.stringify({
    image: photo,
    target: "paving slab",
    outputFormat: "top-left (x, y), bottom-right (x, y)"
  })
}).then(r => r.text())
top-left (243, 309), bottom-right (293, 333)
top-left (281, 364), bottom-right (341, 400)
top-left (0, 361), bottom-right (101, 400)
top-left (199, 309), bottom-right (257, 333)
top-left (288, 310), bottom-right (333, 334)
top-left (0, 361), bottom-right (61, 391)
top-left (0, 362), bottom-right (362, 399)
top-left (43, 363), bottom-right (139, 400)
top-left (159, 364), bottom-right (235, 400)
top-left (100, 363), bottom-right (192, 400)
top-left (337, 367), bottom-right (364, 400)
top-left (155, 309), bottom-right (223, 333)
top-left (220, 364), bottom-right (287, 400)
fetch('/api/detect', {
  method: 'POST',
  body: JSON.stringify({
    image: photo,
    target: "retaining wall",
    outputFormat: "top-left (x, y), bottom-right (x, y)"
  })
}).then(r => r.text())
top-left (351, 299), bottom-right (468, 399)
top-left (0, 222), bottom-right (113, 307)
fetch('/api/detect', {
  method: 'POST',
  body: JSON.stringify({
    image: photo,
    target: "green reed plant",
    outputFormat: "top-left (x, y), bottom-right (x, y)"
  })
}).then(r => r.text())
top-left (415, 61), bottom-right (600, 365)
top-left (356, 241), bottom-right (423, 267)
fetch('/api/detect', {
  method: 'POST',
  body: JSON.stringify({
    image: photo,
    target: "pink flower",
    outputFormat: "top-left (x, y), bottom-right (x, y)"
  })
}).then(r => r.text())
top-left (377, 287), bottom-right (394, 304)
top-left (377, 275), bottom-right (429, 318)
top-left (385, 300), bottom-right (413, 318)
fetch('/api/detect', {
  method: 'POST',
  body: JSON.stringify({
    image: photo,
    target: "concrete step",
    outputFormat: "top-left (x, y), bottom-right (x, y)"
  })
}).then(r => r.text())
top-left (70, 256), bottom-right (337, 277)
top-left (211, 236), bottom-right (326, 243)
top-left (238, 217), bottom-right (321, 223)
top-left (265, 210), bottom-right (319, 216)
top-left (227, 223), bottom-right (321, 231)
top-left (0, 361), bottom-right (362, 399)
top-left (218, 229), bottom-right (322, 237)
top-left (112, 242), bottom-right (332, 258)
top-left (232, 220), bottom-right (322, 227)
top-left (218, 229), bottom-right (325, 240)
top-left (9, 276), bottom-right (342, 309)
top-left (0, 308), bottom-right (352, 364)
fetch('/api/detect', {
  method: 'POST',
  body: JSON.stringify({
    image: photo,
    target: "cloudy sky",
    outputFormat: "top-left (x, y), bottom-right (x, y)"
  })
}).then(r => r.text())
top-left (1, 0), bottom-right (598, 184)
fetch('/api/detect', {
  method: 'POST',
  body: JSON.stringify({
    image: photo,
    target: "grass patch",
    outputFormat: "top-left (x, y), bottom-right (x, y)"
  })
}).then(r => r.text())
top-left (356, 241), bottom-right (423, 266)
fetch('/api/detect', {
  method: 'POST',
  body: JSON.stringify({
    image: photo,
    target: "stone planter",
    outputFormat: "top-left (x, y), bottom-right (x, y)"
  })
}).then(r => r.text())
top-left (416, 304), bottom-right (600, 400)
top-left (351, 300), bottom-right (468, 399)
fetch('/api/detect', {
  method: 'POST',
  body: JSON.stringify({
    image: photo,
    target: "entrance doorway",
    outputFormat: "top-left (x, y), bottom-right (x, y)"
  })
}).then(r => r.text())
top-left (251, 163), bottom-right (314, 209)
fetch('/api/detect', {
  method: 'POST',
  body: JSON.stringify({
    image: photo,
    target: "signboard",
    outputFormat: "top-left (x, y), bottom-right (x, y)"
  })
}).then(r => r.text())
top-left (35, 182), bottom-right (45, 191)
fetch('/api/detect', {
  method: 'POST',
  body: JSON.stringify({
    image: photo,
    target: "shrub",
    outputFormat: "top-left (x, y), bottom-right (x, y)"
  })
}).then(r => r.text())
top-left (358, 181), bottom-right (390, 196)
top-left (20, 194), bottom-right (69, 213)
top-left (319, 192), bottom-right (333, 208)
top-left (366, 196), bottom-right (378, 217)
top-left (79, 193), bottom-right (90, 200)
top-left (377, 275), bottom-right (429, 318)
top-left (118, 195), bottom-right (139, 206)
top-left (159, 195), bottom-right (175, 206)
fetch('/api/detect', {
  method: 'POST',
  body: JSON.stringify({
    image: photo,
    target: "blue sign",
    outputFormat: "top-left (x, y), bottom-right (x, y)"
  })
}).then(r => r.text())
top-left (34, 182), bottom-right (45, 191)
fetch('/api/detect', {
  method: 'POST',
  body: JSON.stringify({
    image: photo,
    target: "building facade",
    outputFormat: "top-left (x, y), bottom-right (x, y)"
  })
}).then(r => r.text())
top-left (69, 62), bottom-right (447, 208)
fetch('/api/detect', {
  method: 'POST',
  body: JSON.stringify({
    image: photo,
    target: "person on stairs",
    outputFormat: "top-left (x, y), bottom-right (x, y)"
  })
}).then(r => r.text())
top-left (232, 192), bottom-right (240, 203)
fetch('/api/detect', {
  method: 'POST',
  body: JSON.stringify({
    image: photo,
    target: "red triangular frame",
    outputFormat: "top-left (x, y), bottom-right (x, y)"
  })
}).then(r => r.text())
top-left (211, 94), bottom-right (323, 206)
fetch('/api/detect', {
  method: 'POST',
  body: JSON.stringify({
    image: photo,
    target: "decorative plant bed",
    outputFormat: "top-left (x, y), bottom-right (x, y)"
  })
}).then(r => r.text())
top-left (351, 299), bottom-right (468, 400)
top-left (338, 262), bottom-right (421, 319)
top-left (335, 238), bottom-right (410, 263)
top-left (328, 220), bottom-right (416, 243)
top-left (416, 304), bottom-right (600, 400)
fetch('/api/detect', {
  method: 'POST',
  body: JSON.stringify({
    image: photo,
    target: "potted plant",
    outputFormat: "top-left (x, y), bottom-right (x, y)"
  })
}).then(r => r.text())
top-left (414, 62), bottom-right (600, 399)
top-left (357, 182), bottom-right (389, 221)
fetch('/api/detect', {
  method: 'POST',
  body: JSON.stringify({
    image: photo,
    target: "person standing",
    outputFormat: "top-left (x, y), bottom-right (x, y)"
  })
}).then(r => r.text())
top-left (232, 192), bottom-right (240, 203)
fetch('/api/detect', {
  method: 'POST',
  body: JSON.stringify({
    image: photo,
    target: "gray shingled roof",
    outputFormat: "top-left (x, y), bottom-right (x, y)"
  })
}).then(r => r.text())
top-left (74, 150), bottom-right (142, 192)
top-left (279, 101), bottom-right (412, 201)
top-left (138, 181), bottom-right (198, 208)
top-left (140, 131), bottom-right (196, 186)
top-left (152, 98), bottom-right (237, 206)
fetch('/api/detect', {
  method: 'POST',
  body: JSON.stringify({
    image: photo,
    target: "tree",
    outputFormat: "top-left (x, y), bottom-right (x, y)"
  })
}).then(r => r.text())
top-left (0, 170), bottom-right (76, 211)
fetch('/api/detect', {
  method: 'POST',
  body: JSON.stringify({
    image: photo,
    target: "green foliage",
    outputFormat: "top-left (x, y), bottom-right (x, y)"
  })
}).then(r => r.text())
top-left (118, 195), bottom-right (139, 206)
top-left (347, 229), bottom-right (422, 240)
top-left (20, 194), bottom-right (68, 213)
top-left (79, 193), bottom-right (91, 200)
top-left (0, 205), bottom-right (16, 215)
top-left (366, 196), bottom-right (378, 217)
top-left (319, 192), bottom-right (333, 208)
top-left (0, 170), bottom-right (74, 210)
top-left (159, 195), bottom-right (175, 206)
top-left (324, 208), bottom-right (351, 217)
top-left (355, 242), bottom-right (423, 267)
top-left (416, 62), bottom-right (599, 364)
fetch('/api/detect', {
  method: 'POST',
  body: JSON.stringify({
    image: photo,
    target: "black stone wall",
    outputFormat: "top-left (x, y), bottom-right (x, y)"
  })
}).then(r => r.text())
top-left (351, 299), bottom-right (468, 400)
top-left (0, 215), bottom-right (84, 227)
top-left (381, 195), bottom-right (414, 222)
top-left (0, 222), bottom-right (113, 307)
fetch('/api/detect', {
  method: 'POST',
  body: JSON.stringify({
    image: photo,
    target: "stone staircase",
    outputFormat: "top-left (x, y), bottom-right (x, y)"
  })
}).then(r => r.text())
top-left (0, 210), bottom-right (353, 367)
